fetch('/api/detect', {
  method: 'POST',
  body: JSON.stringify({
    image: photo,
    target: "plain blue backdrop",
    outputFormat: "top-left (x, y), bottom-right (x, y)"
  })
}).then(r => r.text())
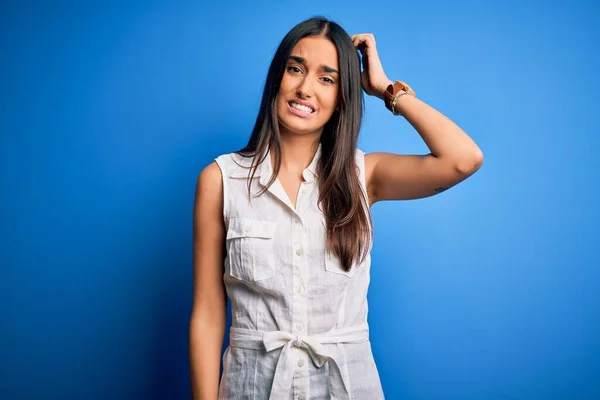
top-left (2, 1), bottom-right (599, 399)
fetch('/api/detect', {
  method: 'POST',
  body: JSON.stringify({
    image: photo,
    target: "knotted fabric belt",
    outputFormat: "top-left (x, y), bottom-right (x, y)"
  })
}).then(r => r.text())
top-left (229, 322), bottom-right (369, 400)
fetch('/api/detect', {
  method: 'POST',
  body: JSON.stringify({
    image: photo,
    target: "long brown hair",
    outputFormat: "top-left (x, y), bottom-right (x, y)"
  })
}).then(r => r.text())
top-left (236, 16), bottom-right (371, 273)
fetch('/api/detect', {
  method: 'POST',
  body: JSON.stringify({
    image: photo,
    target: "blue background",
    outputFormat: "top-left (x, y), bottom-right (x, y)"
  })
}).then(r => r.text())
top-left (2, 1), bottom-right (599, 399)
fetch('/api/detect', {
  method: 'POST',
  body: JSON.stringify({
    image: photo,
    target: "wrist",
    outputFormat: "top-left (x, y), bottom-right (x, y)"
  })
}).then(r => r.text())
top-left (383, 80), bottom-right (417, 116)
top-left (376, 79), bottom-right (394, 101)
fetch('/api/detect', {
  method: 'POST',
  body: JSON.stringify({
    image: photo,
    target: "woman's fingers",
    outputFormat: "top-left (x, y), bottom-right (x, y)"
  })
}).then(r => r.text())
top-left (351, 33), bottom-right (376, 50)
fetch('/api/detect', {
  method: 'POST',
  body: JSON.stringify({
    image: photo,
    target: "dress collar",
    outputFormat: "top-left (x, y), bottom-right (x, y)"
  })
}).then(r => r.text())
top-left (229, 142), bottom-right (322, 184)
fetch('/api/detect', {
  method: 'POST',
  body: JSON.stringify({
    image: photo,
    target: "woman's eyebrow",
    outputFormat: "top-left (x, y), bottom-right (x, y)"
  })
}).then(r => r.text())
top-left (288, 55), bottom-right (339, 74)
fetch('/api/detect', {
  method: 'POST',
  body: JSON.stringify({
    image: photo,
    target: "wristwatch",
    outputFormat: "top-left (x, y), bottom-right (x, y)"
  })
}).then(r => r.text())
top-left (384, 80), bottom-right (416, 115)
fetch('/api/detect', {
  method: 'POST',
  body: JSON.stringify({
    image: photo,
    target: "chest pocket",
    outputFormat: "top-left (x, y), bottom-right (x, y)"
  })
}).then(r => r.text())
top-left (325, 252), bottom-right (364, 279)
top-left (226, 218), bottom-right (277, 282)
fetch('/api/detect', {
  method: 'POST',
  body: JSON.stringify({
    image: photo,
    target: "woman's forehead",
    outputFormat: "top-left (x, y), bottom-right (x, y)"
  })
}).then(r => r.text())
top-left (290, 37), bottom-right (339, 68)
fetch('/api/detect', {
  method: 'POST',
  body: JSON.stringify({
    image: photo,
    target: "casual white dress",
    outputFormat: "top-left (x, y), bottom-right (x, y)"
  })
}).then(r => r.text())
top-left (214, 143), bottom-right (385, 400)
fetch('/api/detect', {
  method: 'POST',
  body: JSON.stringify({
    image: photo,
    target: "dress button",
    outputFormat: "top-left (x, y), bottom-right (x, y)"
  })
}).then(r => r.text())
top-left (296, 248), bottom-right (303, 256)
top-left (244, 225), bottom-right (251, 233)
top-left (295, 285), bottom-right (305, 294)
top-left (294, 218), bottom-right (301, 224)
top-left (298, 395), bottom-right (305, 400)
top-left (295, 322), bottom-right (304, 331)
top-left (297, 358), bottom-right (305, 367)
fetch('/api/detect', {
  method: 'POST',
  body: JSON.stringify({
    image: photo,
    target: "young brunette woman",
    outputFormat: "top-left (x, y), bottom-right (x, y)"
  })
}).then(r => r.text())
top-left (190, 16), bottom-right (483, 400)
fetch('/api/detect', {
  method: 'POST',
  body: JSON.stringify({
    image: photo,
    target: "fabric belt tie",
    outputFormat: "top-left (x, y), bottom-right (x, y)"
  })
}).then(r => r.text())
top-left (229, 322), bottom-right (369, 400)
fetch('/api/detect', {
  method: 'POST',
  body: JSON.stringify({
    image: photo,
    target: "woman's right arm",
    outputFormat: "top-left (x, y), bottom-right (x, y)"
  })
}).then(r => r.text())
top-left (189, 161), bottom-right (227, 400)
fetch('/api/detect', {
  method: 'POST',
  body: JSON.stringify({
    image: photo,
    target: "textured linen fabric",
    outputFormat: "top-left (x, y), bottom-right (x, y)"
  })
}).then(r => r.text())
top-left (214, 142), bottom-right (385, 400)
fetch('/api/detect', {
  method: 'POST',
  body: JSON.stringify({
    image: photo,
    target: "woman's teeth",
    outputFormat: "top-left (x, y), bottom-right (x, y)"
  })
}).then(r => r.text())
top-left (290, 102), bottom-right (314, 113)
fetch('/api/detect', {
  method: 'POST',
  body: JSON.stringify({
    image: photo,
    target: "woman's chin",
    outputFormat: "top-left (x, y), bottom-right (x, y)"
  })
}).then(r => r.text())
top-left (279, 121), bottom-right (322, 136)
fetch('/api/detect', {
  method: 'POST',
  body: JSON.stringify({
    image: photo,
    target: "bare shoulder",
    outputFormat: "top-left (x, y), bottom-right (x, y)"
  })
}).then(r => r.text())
top-left (193, 160), bottom-right (225, 248)
top-left (196, 161), bottom-right (223, 197)
top-left (194, 160), bottom-right (225, 235)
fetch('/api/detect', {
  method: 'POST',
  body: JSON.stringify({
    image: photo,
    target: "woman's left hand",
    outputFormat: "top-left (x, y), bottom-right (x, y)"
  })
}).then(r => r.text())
top-left (351, 33), bottom-right (392, 100)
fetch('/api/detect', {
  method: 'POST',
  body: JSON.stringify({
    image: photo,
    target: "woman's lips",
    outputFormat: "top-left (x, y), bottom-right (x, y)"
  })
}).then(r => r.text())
top-left (287, 102), bottom-right (316, 119)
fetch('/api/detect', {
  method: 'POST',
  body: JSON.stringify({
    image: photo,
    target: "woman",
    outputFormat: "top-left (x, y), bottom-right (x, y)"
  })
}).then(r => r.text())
top-left (190, 16), bottom-right (483, 400)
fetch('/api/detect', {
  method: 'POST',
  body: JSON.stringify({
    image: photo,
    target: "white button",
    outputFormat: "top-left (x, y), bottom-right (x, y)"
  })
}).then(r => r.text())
top-left (244, 225), bottom-right (251, 233)
top-left (297, 358), bottom-right (305, 367)
top-left (296, 248), bottom-right (303, 256)
top-left (294, 218), bottom-right (301, 224)
top-left (295, 285), bottom-right (305, 294)
top-left (298, 395), bottom-right (305, 400)
top-left (295, 322), bottom-right (304, 331)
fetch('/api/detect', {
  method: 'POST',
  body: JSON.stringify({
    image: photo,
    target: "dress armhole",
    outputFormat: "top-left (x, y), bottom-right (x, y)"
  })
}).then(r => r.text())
top-left (355, 148), bottom-right (373, 231)
top-left (355, 149), bottom-right (367, 190)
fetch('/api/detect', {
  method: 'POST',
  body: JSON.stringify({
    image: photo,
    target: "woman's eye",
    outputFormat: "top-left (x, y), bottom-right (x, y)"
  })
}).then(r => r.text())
top-left (286, 66), bottom-right (334, 84)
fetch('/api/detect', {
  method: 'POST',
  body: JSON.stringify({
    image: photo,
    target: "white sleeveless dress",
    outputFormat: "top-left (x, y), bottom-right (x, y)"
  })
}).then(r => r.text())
top-left (214, 142), bottom-right (385, 400)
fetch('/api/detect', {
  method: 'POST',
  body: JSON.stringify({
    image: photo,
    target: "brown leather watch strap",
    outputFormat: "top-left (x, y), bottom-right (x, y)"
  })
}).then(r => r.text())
top-left (384, 81), bottom-right (416, 112)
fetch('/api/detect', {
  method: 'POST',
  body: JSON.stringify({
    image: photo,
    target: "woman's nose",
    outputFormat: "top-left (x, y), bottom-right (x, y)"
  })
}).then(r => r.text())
top-left (296, 77), bottom-right (314, 98)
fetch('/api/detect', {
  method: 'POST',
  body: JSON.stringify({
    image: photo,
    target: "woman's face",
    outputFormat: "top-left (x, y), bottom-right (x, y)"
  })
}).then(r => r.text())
top-left (276, 36), bottom-right (340, 137)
